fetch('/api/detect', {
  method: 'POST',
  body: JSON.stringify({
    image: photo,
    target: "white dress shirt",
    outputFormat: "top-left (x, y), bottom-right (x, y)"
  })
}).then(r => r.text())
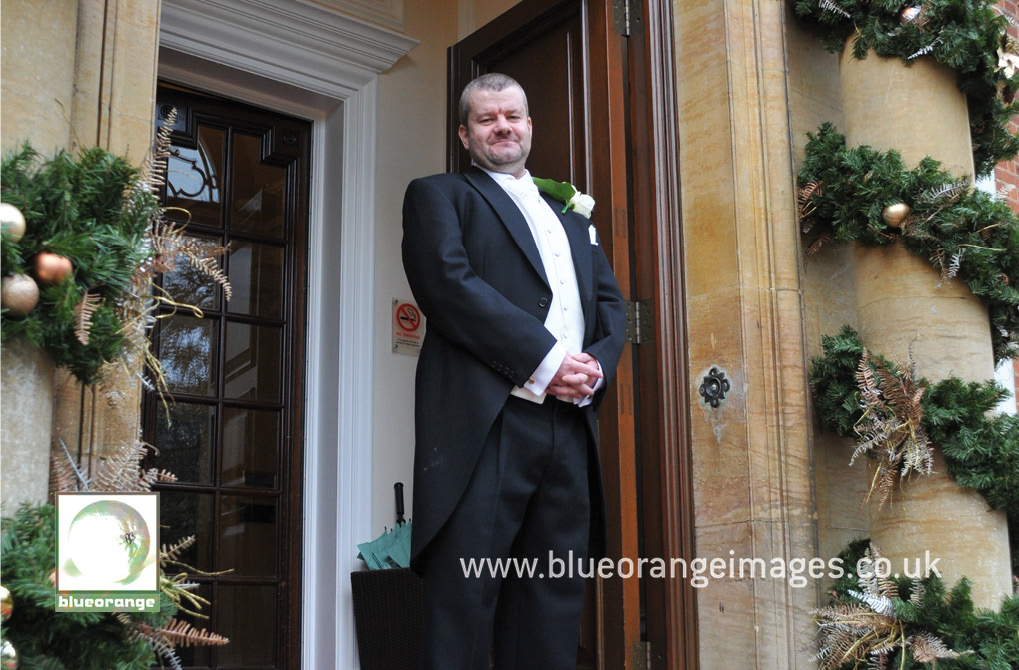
top-left (480, 167), bottom-right (603, 406)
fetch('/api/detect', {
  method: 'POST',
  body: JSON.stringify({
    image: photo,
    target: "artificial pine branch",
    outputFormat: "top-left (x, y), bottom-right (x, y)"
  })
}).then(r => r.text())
top-left (1, 107), bottom-right (231, 390)
top-left (1, 144), bottom-right (158, 383)
top-left (31, 429), bottom-right (232, 668)
top-left (1, 504), bottom-right (159, 669)
top-left (816, 539), bottom-right (1019, 669)
top-left (792, 0), bottom-right (1019, 175)
top-left (798, 124), bottom-right (1019, 363)
top-left (810, 326), bottom-right (1019, 520)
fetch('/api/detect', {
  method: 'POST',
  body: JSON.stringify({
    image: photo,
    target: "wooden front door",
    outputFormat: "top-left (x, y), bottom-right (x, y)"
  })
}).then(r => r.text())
top-left (449, 1), bottom-right (697, 668)
top-left (143, 82), bottom-right (310, 670)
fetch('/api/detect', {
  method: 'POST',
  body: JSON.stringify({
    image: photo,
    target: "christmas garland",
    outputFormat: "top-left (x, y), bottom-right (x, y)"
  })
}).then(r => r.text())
top-left (0, 444), bottom-right (229, 669)
top-left (798, 123), bottom-right (1019, 363)
top-left (812, 538), bottom-right (1019, 670)
top-left (810, 325), bottom-right (1019, 518)
top-left (792, 0), bottom-right (1019, 177)
top-left (0, 145), bottom-right (156, 384)
top-left (0, 128), bottom-right (229, 386)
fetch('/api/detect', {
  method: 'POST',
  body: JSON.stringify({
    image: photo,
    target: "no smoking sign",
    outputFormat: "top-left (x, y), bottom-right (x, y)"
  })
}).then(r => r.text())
top-left (392, 298), bottom-right (425, 355)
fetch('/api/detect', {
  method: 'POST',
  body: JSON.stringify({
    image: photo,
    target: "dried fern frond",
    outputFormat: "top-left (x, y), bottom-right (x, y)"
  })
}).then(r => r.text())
top-left (798, 180), bottom-right (823, 219)
top-left (810, 543), bottom-right (963, 670)
top-left (90, 442), bottom-right (152, 492)
top-left (51, 437), bottom-right (90, 492)
top-left (138, 107), bottom-right (177, 192)
top-left (819, 0), bottom-right (851, 19)
top-left (50, 440), bottom-right (87, 493)
top-left (150, 617), bottom-right (230, 647)
top-left (113, 106), bottom-right (231, 412)
top-left (177, 237), bottom-right (232, 301)
top-left (140, 468), bottom-right (177, 489)
top-left (942, 249), bottom-right (965, 283)
top-left (908, 631), bottom-right (968, 663)
top-left (161, 535), bottom-right (197, 566)
top-left (118, 613), bottom-right (185, 670)
top-left (851, 351), bottom-right (931, 506)
top-left (921, 179), bottom-right (966, 204)
top-left (806, 234), bottom-right (833, 255)
top-left (866, 653), bottom-right (889, 670)
top-left (908, 37), bottom-right (942, 60)
top-left (74, 291), bottom-right (102, 345)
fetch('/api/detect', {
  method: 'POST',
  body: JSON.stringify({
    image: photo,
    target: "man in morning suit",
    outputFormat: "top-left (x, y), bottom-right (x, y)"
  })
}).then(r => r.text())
top-left (401, 73), bottom-right (627, 669)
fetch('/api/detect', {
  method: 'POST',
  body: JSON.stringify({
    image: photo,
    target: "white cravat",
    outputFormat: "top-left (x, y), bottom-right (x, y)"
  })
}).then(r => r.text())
top-left (481, 168), bottom-right (599, 405)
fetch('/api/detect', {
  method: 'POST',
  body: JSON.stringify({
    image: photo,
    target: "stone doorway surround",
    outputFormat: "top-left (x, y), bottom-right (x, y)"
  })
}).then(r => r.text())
top-left (158, 1), bottom-right (416, 667)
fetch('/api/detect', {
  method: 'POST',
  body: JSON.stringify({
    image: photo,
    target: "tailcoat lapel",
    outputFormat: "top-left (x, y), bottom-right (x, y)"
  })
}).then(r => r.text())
top-left (464, 167), bottom-right (549, 288)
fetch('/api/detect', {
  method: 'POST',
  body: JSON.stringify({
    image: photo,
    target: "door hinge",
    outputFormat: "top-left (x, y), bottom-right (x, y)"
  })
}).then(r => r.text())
top-left (632, 640), bottom-right (666, 670)
top-left (625, 299), bottom-right (653, 345)
top-left (612, 0), bottom-right (640, 37)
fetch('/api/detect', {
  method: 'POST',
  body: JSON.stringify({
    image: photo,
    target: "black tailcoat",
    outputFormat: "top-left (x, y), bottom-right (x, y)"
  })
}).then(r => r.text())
top-left (401, 166), bottom-right (627, 571)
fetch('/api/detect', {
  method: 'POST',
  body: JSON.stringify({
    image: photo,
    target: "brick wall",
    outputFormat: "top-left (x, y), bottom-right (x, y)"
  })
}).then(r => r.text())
top-left (994, 3), bottom-right (1019, 400)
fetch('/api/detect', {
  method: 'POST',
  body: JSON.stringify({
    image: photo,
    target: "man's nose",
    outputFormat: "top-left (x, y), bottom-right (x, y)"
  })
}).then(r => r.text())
top-left (492, 115), bottom-right (512, 133)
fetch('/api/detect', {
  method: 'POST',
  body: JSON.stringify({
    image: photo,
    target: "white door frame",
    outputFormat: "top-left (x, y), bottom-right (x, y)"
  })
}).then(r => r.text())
top-left (158, 2), bottom-right (417, 667)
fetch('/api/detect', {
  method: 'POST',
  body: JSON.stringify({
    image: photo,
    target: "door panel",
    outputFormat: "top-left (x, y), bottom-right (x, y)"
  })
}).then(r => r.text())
top-left (449, 1), bottom-right (697, 669)
top-left (145, 82), bottom-right (309, 670)
top-left (450, 1), bottom-right (639, 666)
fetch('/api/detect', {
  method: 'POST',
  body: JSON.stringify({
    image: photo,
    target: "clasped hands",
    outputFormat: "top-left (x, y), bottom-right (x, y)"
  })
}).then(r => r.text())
top-left (547, 352), bottom-right (602, 399)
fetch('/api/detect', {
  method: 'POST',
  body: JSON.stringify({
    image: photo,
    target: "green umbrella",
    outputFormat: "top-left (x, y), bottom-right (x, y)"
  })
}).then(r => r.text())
top-left (355, 482), bottom-right (412, 569)
top-left (356, 521), bottom-right (412, 569)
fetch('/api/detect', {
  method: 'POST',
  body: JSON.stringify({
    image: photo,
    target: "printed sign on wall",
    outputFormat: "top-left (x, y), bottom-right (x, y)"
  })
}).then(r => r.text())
top-left (392, 298), bottom-right (425, 355)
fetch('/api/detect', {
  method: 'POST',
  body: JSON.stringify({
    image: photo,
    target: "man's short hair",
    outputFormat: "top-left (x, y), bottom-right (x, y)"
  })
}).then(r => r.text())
top-left (458, 73), bottom-right (529, 127)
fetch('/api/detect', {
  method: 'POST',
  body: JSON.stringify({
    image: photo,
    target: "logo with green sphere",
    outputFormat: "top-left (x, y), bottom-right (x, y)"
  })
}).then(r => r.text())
top-left (55, 493), bottom-right (159, 612)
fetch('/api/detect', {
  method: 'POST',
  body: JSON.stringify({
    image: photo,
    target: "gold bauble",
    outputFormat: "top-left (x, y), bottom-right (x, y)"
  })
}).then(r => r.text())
top-left (0, 640), bottom-right (16, 670)
top-left (882, 202), bottom-right (911, 228)
top-left (0, 203), bottom-right (26, 243)
top-left (33, 252), bottom-right (73, 284)
top-left (0, 275), bottom-right (39, 316)
top-left (0, 585), bottom-right (10, 622)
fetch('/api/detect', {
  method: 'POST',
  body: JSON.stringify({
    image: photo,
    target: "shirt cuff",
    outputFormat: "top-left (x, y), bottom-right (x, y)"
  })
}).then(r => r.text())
top-left (522, 340), bottom-right (568, 396)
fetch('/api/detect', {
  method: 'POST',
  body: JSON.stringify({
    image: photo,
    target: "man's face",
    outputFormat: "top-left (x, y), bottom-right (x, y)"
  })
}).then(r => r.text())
top-left (458, 86), bottom-right (532, 177)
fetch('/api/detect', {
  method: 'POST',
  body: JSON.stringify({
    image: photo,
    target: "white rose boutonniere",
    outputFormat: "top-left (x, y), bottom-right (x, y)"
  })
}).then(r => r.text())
top-left (532, 177), bottom-right (596, 219)
top-left (569, 191), bottom-right (596, 219)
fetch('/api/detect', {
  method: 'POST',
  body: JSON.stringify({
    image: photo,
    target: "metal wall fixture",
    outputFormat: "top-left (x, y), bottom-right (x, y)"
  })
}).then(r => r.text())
top-left (698, 367), bottom-right (730, 408)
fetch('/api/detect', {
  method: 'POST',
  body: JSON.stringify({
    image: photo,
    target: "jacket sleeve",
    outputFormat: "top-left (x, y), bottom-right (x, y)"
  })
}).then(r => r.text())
top-left (402, 176), bottom-right (558, 387)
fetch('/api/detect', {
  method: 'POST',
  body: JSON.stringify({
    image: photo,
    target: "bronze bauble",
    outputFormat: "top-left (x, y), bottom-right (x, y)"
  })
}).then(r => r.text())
top-left (882, 202), bottom-right (911, 228)
top-left (1, 275), bottom-right (39, 316)
top-left (34, 252), bottom-right (73, 284)
top-left (0, 585), bottom-right (10, 622)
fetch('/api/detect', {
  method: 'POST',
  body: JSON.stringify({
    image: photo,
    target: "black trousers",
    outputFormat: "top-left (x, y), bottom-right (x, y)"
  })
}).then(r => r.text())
top-left (418, 395), bottom-right (591, 670)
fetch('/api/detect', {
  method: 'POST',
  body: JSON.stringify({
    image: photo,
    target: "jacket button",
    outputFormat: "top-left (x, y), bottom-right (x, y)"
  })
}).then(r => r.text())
top-left (538, 297), bottom-right (549, 308)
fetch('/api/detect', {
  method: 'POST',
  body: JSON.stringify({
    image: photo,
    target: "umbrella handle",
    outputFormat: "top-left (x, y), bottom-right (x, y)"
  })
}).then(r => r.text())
top-left (394, 482), bottom-right (405, 525)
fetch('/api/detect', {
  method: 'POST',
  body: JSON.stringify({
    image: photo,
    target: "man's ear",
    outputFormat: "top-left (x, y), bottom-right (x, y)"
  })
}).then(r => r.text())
top-left (458, 124), bottom-right (470, 150)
